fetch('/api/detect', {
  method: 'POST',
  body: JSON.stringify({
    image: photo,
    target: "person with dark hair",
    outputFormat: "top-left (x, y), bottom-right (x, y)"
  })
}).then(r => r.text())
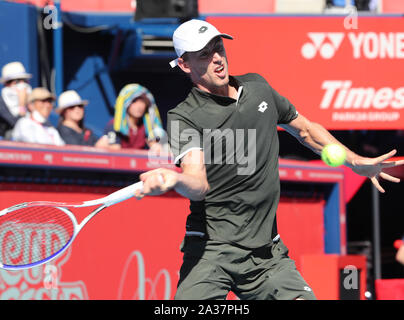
top-left (103, 83), bottom-right (166, 152)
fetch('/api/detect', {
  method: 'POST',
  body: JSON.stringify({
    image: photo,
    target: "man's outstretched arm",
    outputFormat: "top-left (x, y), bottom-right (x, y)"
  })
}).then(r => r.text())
top-left (280, 113), bottom-right (404, 193)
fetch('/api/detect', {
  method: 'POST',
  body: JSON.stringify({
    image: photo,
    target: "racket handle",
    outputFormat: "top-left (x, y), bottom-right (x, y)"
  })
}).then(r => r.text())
top-left (103, 181), bottom-right (144, 207)
top-left (81, 175), bottom-right (163, 207)
top-left (80, 181), bottom-right (144, 207)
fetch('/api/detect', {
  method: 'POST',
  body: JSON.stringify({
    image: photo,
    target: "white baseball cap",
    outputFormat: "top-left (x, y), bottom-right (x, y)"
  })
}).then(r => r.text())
top-left (169, 19), bottom-right (233, 68)
top-left (0, 61), bottom-right (32, 84)
top-left (56, 90), bottom-right (89, 114)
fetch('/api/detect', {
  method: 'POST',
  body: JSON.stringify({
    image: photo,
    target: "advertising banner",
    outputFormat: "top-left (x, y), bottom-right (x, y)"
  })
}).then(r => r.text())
top-left (0, 183), bottom-right (328, 300)
top-left (0, 184), bottom-right (188, 300)
top-left (208, 16), bottom-right (404, 130)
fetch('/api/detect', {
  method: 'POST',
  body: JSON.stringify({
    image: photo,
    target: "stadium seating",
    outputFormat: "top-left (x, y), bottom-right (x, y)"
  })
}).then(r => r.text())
top-left (275, 0), bottom-right (326, 13)
top-left (198, 0), bottom-right (275, 14)
top-left (10, 0), bottom-right (404, 15)
top-left (9, 0), bottom-right (328, 15)
top-left (6, 0), bottom-right (135, 12)
top-left (331, 0), bottom-right (355, 6)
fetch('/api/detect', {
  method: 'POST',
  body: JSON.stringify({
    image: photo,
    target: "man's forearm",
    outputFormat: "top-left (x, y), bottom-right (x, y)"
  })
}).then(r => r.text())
top-left (283, 113), bottom-right (403, 193)
top-left (297, 121), bottom-right (360, 168)
top-left (174, 172), bottom-right (209, 201)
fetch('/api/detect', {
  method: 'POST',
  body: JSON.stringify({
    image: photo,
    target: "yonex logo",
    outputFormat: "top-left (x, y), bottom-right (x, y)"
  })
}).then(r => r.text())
top-left (301, 33), bottom-right (345, 59)
top-left (302, 32), bottom-right (404, 60)
top-left (258, 101), bottom-right (268, 113)
top-left (198, 26), bottom-right (208, 33)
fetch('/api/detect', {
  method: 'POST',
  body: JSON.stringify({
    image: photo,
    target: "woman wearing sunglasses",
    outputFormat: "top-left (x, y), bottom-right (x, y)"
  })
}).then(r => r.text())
top-left (56, 90), bottom-right (107, 147)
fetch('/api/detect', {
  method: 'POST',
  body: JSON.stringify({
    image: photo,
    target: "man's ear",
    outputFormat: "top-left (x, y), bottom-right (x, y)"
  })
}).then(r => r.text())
top-left (177, 57), bottom-right (191, 74)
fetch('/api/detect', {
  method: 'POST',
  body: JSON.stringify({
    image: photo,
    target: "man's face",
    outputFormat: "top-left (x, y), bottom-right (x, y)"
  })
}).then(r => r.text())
top-left (179, 37), bottom-right (229, 95)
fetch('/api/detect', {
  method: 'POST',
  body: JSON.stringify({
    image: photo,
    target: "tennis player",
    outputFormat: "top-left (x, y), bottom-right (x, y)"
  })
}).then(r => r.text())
top-left (136, 19), bottom-right (404, 300)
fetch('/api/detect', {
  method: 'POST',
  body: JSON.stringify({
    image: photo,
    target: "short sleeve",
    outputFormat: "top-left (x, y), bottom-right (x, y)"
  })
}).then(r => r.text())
top-left (271, 87), bottom-right (299, 124)
top-left (167, 110), bottom-right (203, 166)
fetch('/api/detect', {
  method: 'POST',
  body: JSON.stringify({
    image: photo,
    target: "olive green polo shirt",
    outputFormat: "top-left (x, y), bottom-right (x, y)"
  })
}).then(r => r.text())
top-left (167, 73), bottom-right (298, 248)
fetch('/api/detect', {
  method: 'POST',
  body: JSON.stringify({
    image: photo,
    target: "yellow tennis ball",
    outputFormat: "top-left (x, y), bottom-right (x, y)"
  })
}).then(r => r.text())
top-left (321, 144), bottom-right (346, 167)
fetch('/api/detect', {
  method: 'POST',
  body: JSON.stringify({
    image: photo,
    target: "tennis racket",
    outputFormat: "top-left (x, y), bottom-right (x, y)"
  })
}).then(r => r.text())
top-left (0, 181), bottom-right (145, 270)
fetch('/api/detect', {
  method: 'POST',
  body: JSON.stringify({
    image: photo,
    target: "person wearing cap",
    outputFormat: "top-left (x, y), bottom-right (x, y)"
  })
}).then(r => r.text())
top-left (134, 19), bottom-right (404, 300)
top-left (11, 87), bottom-right (65, 146)
top-left (56, 90), bottom-right (107, 147)
top-left (0, 62), bottom-right (32, 138)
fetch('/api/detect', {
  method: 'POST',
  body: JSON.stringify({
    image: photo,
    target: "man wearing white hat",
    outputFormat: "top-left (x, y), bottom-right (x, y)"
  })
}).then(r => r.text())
top-left (12, 87), bottom-right (65, 146)
top-left (0, 61), bottom-right (32, 138)
top-left (133, 19), bottom-right (404, 300)
top-left (56, 90), bottom-right (106, 147)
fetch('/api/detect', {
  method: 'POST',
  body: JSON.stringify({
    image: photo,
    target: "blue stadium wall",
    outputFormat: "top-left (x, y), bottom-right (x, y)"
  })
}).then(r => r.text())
top-left (0, 1), bottom-right (191, 136)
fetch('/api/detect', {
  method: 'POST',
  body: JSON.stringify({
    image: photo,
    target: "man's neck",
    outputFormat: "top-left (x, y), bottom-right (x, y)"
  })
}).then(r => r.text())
top-left (227, 83), bottom-right (239, 100)
top-left (196, 79), bottom-right (239, 100)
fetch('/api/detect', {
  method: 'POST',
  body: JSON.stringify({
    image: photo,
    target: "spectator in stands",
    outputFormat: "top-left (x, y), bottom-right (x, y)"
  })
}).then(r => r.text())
top-left (103, 83), bottom-right (166, 152)
top-left (0, 61), bottom-right (32, 138)
top-left (56, 90), bottom-right (107, 147)
top-left (11, 87), bottom-right (65, 146)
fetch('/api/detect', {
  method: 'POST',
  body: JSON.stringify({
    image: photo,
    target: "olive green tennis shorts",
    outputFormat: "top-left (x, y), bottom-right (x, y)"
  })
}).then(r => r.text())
top-left (174, 236), bottom-right (316, 300)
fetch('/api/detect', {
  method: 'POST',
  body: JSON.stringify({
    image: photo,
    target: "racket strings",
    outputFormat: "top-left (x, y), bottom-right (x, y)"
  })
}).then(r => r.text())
top-left (0, 206), bottom-right (74, 266)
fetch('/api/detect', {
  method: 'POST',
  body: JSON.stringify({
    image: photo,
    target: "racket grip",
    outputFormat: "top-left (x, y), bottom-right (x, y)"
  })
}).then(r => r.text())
top-left (102, 181), bottom-right (144, 207)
